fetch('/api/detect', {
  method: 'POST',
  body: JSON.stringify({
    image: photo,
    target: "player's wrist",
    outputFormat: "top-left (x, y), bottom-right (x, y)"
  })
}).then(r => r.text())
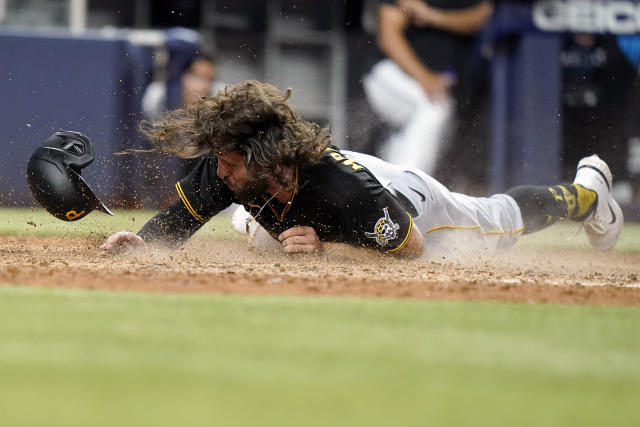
top-left (422, 6), bottom-right (441, 27)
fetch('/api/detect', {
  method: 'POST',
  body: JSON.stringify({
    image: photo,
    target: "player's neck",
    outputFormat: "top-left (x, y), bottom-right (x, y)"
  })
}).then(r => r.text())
top-left (266, 167), bottom-right (293, 203)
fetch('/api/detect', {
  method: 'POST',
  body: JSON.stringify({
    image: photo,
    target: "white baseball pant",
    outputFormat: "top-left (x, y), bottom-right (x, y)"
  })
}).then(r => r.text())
top-left (363, 59), bottom-right (453, 175)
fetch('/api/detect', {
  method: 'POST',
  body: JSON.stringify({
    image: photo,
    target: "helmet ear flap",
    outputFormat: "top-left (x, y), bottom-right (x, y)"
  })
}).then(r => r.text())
top-left (27, 130), bottom-right (113, 221)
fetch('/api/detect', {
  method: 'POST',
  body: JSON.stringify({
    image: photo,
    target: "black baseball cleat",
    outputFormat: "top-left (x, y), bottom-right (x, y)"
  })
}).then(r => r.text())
top-left (572, 155), bottom-right (623, 251)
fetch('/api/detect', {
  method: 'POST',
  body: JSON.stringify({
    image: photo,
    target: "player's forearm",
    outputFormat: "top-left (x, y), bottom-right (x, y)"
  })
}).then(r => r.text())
top-left (137, 200), bottom-right (205, 247)
top-left (378, 5), bottom-right (438, 83)
top-left (389, 223), bottom-right (424, 259)
top-left (420, 1), bottom-right (493, 35)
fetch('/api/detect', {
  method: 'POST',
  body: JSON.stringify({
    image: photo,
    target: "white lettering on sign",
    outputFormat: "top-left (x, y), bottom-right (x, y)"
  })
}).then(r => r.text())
top-left (533, 0), bottom-right (640, 34)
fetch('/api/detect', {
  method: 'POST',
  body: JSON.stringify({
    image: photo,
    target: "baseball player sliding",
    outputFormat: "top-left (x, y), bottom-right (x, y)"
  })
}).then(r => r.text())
top-left (101, 80), bottom-right (623, 258)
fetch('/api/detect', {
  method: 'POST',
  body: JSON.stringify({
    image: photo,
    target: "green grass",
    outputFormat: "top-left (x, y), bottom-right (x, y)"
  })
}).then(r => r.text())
top-left (517, 219), bottom-right (640, 252)
top-left (2, 207), bottom-right (640, 252)
top-left (0, 286), bottom-right (638, 427)
top-left (1, 208), bottom-right (639, 426)
top-left (0, 207), bottom-right (240, 240)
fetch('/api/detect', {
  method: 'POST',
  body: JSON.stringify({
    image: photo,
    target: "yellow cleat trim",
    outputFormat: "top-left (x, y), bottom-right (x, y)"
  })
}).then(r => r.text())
top-left (573, 184), bottom-right (598, 220)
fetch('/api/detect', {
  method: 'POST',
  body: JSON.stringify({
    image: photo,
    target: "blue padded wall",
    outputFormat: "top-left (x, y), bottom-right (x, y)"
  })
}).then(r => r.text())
top-left (0, 29), bottom-right (153, 208)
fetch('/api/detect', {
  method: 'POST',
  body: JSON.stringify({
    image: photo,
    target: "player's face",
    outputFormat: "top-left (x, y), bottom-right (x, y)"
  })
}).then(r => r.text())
top-left (217, 151), bottom-right (270, 202)
top-left (181, 59), bottom-right (216, 106)
top-left (217, 151), bottom-right (248, 193)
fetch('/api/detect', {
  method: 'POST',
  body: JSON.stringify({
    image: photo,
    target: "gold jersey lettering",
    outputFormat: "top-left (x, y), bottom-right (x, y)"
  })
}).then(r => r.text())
top-left (342, 159), bottom-right (363, 170)
top-left (330, 152), bottom-right (345, 162)
top-left (65, 210), bottom-right (86, 221)
top-left (327, 149), bottom-right (364, 171)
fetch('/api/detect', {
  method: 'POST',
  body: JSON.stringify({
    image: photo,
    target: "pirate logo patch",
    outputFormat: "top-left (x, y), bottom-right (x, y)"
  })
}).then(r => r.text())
top-left (365, 207), bottom-right (399, 247)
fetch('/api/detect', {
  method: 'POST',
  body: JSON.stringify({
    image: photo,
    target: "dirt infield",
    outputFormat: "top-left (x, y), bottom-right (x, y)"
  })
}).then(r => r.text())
top-left (1, 236), bottom-right (639, 306)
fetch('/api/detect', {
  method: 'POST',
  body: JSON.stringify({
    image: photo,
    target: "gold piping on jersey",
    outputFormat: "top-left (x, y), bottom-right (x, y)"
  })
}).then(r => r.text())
top-left (262, 167), bottom-right (298, 221)
top-left (426, 224), bottom-right (481, 233)
top-left (482, 226), bottom-right (525, 235)
top-left (175, 182), bottom-right (207, 223)
top-left (388, 213), bottom-right (413, 253)
top-left (425, 224), bottom-right (525, 236)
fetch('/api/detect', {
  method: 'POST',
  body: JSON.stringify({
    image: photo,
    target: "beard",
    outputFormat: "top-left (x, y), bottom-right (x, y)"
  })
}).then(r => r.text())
top-left (229, 174), bottom-right (270, 204)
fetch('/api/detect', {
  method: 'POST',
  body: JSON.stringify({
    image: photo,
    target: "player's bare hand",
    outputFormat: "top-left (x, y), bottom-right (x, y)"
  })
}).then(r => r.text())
top-left (100, 231), bottom-right (145, 253)
top-left (278, 226), bottom-right (324, 254)
top-left (417, 71), bottom-right (455, 102)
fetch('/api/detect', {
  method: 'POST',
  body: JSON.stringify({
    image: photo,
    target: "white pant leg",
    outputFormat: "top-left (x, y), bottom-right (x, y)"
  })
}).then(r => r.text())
top-left (363, 60), bottom-right (452, 175)
top-left (388, 170), bottom-right (524, 260)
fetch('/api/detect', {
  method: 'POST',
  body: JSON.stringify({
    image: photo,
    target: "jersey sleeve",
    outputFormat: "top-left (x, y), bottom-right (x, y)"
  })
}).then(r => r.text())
top-left (321, 150), bottom-right (414, 253)
top-left (137, 199), bottom-right (207, 247)
top-left (175, 156), bottom-right (235, 222)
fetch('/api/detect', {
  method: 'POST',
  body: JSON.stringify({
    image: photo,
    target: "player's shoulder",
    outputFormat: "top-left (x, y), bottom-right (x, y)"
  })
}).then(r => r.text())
top-left (180, 154), bottom-right (231, 196)
top-left (182, 154), bottom-right (218, 180)
top-left (319, 147), bottom-right (370, 175)
top-left (302, 147), bottom-right (379, 193)
top-left (300, 147), bottom-right (382, 201)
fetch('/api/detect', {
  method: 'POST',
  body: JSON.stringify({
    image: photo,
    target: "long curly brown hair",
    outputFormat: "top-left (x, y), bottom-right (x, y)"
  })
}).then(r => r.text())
top-left (139, 80), bottom-right (332, 189)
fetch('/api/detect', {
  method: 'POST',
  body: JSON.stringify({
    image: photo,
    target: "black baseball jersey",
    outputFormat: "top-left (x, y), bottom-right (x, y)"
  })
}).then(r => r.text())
top-left (172, 148), bottom-right (414, 252)
top-left (379, 0), bottom-right (485, 73)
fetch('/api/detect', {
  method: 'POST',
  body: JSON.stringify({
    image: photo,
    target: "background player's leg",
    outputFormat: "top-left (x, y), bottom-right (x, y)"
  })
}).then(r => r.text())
top-left (363, 60), bottom-right (452, 175)
top-left (382, 100), bottom-right (451, 175)
top-left (506, 184), bottom-right (596, 234)
top-left (363, 60), bottom-right (418, 129)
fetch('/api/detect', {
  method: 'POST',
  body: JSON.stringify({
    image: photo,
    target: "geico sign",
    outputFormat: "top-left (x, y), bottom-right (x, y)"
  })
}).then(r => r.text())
top-left (533, 0), bottom-right (640, 33)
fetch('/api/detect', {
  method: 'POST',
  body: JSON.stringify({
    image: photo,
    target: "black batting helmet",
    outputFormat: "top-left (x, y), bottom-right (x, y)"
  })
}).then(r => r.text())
top-left (26, 130), bottom-right (113, 221)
